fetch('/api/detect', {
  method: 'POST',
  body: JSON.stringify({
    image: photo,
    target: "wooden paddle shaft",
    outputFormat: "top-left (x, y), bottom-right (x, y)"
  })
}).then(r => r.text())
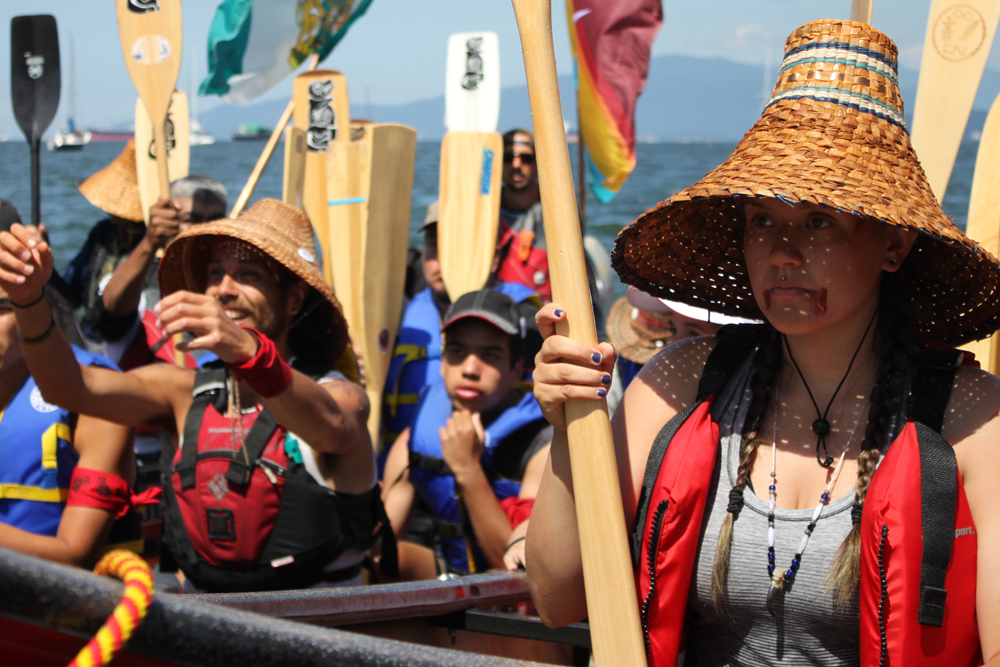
top-left (231, 54), bottom-right (319, 218)
top-left (850, 0), bottom-right (874, 23)
top-left (511, 1), bottom-right (647, 664)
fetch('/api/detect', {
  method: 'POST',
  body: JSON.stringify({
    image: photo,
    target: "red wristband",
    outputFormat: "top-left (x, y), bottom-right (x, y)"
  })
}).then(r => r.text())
top-left (499, 497), bottom-right (535, 528)
top-left (67, 467), bottom-right (161, 519)
top-left (227, 328), bottom-right (293, 398)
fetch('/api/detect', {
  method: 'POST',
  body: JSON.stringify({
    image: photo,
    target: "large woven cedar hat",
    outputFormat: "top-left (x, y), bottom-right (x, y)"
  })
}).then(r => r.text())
top-left (77, 139), bottom-right (144, 222)
top-left (612, 19), bottom-right (1000, 346)
top-left (158, 198), bottom-right (349, 359)
top-left (606, 295), bottom-right (676, 365)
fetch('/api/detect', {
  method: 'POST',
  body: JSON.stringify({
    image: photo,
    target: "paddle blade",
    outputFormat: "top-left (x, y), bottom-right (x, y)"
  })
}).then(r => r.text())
top-left (135, 91), bottom-right (190, 222)
top-left (361, 124), bottom-right (417, 447)
top-left (283, 127), bottom-right (307, 209)
top-left (961, 89), bottom-right (1000, 372)
top-left (910, 0), bottom-right (1000, 201)
top-left (438, 131), bottom-right (503, 302)
top-left (10, 15), bottom-right (60, 143)
top-left (115, 0), bottom-right (182, 124)
top-left (294, 69), bottom-right (350, 286)
top-left (327, 121), bottom-right (373, 339)
top-left (445, 32), bottom-right (501, 132)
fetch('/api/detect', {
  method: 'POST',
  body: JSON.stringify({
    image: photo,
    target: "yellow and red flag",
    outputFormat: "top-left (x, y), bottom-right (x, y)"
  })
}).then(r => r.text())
top-left (567, 0), bottom-right (662, 202)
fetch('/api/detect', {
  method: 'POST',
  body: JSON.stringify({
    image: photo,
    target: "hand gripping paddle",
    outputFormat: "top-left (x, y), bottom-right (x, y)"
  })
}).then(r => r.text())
top-left (438, 32), bottom-right (503, 301)
top-left (511, 0), bottom-right (648, 664)
top-left (10, 15), bottom-right (60, 227)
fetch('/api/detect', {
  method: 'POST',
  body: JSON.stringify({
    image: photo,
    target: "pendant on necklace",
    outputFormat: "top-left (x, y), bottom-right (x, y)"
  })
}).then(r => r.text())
top-left (766, 567), bottom-right (786, 615)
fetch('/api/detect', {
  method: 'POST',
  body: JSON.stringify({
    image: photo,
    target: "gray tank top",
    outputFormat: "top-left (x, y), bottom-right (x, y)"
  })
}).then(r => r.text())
top-left (683, 359), bottom-right (860, 667)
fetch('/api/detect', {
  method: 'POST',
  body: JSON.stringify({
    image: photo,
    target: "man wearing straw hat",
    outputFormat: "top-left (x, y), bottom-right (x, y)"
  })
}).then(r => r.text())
top-left (63, 140), bottom-right (148, 342)
top-left (0, 198), bottom-right (394, 592)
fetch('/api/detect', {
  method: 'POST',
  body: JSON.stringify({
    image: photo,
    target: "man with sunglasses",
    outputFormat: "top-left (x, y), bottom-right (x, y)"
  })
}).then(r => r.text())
top-left (496, 129), bottom-right (551, 301)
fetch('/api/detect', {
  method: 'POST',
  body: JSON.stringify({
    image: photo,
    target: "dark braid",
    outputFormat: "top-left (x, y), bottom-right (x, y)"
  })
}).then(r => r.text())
top-left (828, 271), bottom-right (913, 606)
top-left (711, 325), bottom-right (783, 603)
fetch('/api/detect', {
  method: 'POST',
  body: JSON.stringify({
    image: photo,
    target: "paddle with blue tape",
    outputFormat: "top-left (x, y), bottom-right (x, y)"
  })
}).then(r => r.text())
top-left (10, 14), bottom-right (60, 227)
top-left (438, 32), bottom-right (504, 301)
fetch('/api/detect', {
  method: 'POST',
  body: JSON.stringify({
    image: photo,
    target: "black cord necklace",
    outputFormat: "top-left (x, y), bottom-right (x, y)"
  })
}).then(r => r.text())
top-left (782, 309), bottom-right (878, 467)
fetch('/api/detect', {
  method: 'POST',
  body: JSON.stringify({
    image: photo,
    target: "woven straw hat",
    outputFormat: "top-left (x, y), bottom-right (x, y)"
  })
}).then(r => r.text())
top-left (158, 198), bottom-right (349, 358)
top-left (606, 295), bottom-right (676, 365)
top-left (78, 139), bottom-right (144, 222)
top-left (612, 19), bottom-right (1000, 345)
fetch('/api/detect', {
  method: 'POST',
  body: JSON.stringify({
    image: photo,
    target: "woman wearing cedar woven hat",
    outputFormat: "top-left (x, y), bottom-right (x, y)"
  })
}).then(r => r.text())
top-left (526, 20), bottom-right (1000, 667)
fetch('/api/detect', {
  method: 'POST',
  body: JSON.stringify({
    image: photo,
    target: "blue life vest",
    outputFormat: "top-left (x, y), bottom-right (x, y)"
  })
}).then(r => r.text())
top-left (382, 282), bottom-right (541, 451)
top-left (407, 380), bottom-right (545, 572)
top-left (0, 346), bottom-right (118, 536)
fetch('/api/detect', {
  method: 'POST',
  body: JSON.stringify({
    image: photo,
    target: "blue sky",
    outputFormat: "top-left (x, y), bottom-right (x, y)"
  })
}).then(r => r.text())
top-left (0, 0), bottom-right (997, 136)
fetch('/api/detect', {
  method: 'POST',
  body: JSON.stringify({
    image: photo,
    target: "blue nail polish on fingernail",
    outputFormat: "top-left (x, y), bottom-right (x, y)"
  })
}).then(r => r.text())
top-left (601, 375), bottom-right (612, 385)
top-left (591, 352), bottom-right (602, 364)
top-left (554, 309), bottom-right (565, 318)
top-left (597, 389), bottom-right (607, 398)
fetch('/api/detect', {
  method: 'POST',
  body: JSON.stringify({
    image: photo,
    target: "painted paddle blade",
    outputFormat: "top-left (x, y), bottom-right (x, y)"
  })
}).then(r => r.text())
top-left (135, 91), bottom-right (190, 224)
top-left (327, 120), bottom-right (374, 357)
top-left (11, 15), bottom-right (60, 144)
top-left (511, 0), bottom-right (647, 664)
top-left (294, 69), bottom-right (350, 286)
top-left (961, 89), bottom-right (1000, 372)
top-left (283, 126), bottom-right (307, 209)
top-left (361, 124), bottom-right (417, 448)
top-left (910, 0), bottom-right (1000, 201)
top-left (438, 131), bottom-right (503, 301)
top-left (445, 32), bottom-right (500, 132)
top-left (12, 14), bottom-right (60, 226)
top-left (116, 0), bottom-right (183, 201)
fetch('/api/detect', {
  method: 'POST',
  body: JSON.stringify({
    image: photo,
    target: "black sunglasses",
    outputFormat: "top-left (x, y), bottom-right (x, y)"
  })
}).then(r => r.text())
top-left (503, 152), bottom-right (536, 164)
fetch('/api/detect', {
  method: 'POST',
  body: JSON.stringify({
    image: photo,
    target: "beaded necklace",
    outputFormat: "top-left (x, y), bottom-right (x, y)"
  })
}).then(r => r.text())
top-left (765, 391), bottom-right (869, 614)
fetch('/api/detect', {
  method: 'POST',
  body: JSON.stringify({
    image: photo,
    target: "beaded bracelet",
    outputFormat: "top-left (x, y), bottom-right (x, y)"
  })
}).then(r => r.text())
top-left (16, 317), bottom-right (54, 345)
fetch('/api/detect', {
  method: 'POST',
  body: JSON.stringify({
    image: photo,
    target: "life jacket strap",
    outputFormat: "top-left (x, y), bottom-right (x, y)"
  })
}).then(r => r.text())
top-left (409, 451), bottom-right (452, 476)
top-left (0, 483), bottom-right (68, 503)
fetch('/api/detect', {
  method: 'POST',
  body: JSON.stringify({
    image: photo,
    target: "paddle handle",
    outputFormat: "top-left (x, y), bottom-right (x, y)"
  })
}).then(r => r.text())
top-left (230, 55), bottom-right (319, 218)
top-left (30, 138), bottom-right (41, 227)
top-left (850, 0), bottom-right (873, 23)
top-left (511, 1), bottom-right (647, 665)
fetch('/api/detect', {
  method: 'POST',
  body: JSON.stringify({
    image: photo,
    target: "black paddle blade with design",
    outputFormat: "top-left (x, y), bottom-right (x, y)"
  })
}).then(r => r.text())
top-left (11, 15), bottom-right (60, 144)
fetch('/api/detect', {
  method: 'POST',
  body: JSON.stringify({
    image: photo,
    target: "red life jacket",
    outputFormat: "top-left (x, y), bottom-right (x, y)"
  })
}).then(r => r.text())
top-left (634, 326), bottom-right (980, 667)
top-left (496, 221), bottom-right (551, 301)
top-left (161, 363), bottom-right (396, 592)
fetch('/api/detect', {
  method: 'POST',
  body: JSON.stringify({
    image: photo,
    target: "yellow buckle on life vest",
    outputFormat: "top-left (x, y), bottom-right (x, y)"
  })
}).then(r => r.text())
top-left (0, 484), bottom-right (68, 503)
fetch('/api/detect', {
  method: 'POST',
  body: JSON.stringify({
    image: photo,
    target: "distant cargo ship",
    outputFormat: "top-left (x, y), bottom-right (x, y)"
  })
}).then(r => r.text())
top-left (232, 124), bottom-right (272, 141)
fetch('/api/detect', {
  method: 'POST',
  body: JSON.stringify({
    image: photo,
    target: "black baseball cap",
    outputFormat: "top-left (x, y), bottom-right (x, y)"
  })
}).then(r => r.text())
top-left (443, 289), bottom-right (524, 338)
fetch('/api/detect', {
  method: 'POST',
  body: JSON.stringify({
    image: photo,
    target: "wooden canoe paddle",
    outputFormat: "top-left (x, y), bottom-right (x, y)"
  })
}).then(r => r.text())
top-left (10, 15), bottom-right (60, 227)
top-left (910, 0), bottom-right (1000, 201)
top-left (438, 32), bottom-right (503, 302)
top-left (327, 122), bottom-right (417, 447)
top-left (960, 89), bottom-right (1000, 372)
top-left (135, 90), bottom-right (190, 224)
top-left (116, 0), bottom-right (183, 366)
top-left (282, 127), bottom-right (307, 209)
top-left (115, 0), bottom-right (182, 208)
top-left (510, 1), bottom-right (647, 665)
top-left (293, 69), bottom-right (350, 287)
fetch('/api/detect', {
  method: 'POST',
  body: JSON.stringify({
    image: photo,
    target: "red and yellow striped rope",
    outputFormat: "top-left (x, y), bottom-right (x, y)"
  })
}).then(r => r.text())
top-left (68, 550), bottom-right (154, 667)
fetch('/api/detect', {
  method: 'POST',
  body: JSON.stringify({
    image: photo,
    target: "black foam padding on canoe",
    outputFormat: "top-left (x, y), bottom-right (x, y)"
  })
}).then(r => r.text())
top-left (0, 546), bottom-right (550, 667)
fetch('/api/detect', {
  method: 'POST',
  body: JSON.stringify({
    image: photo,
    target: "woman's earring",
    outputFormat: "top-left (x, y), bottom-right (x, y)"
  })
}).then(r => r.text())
top-left (889, 258), bottom-right (898, 267)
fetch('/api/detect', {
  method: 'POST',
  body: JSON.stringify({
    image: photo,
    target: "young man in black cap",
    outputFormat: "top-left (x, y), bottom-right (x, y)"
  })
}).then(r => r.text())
top-left (383, 288), bottom-right (550, 579)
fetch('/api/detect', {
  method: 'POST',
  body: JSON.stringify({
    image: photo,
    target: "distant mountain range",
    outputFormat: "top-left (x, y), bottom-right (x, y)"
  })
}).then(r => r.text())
top-left (200, 53), bottom-right (1000, 142)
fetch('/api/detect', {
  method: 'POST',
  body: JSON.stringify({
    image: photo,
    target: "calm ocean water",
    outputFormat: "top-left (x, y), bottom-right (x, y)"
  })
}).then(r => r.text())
top-left (0, 139), bottom-right (981, 299)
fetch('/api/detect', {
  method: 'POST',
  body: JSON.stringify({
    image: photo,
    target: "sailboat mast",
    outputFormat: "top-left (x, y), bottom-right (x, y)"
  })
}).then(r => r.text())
top-left (68, 32), bottom-right (76, 130)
